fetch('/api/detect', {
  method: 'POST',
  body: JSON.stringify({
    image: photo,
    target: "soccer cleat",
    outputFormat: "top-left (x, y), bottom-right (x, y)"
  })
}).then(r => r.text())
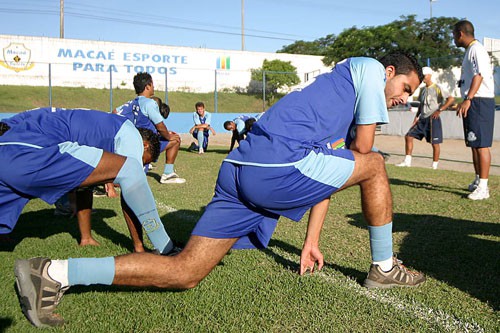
top-left (15, 257), bottom-right (68, 328)
top-left (396, 161), bottom-right (411, 167)
top-left (160, 172), bottom-right (186, 184)
top-left (468, 181), bottom-right (479, 192)
top-left (467, 186), bottom-right (490, 200)
top-left (363, 256), bottom-right (425, 289)
top-left (198, 147), bottom-right (204, 155)
top-left (92, 186), bottom-right (107, 198)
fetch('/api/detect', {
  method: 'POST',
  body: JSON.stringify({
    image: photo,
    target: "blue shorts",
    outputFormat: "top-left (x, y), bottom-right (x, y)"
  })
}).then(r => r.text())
top-left (0, 142), bottom-right (103, 234)
top-left (407, 116), bottom-right (443, 144)
top-left (0, 120), bottom-right (141, 234)
top-left (463, 97), bottom-right (495, 148)
top-left (192, 149), bottom-right (355, 249)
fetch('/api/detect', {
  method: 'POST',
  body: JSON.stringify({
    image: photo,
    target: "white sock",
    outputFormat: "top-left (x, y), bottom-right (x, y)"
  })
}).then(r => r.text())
top-left (432, 161), bottom-right (438, 169)
top-left (478, 178), bottom-right (488, 189)
top-left (373, 257), bottom-right (393, 272)
top-left (404, 155), bottom-right (412, 164)
top-left (47, 259), bottom-right (69, 288)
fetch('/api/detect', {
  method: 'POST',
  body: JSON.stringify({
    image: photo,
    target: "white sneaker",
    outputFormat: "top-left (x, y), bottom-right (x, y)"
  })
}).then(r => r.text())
top-left (396, 161), bottom-right (411, 167)
top-left (198, 147), bottom-right (204, 155)
top-left (432, 164), bottom-right (438, 170)
top-left (160, 172), bottom-right (186, 184)
top-left (467, 187), bottom-right (490, 200)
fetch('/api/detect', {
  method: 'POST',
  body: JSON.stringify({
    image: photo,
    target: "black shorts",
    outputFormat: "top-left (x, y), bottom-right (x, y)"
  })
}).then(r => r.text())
top-left (463, 97), bottom-right (495, 148)
top-left (407, 116), bottom-right (443, 144)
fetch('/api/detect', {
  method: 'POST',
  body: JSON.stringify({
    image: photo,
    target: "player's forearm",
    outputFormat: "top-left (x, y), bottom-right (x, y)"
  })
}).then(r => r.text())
top-left (304, 198), bottom-right (330, 247)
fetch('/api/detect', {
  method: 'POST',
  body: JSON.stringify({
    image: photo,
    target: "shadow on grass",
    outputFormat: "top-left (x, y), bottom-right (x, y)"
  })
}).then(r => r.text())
top-left (347, 212), bottom-right (500, 310)
top-left (0, 208), bottom-right (141, 252)
top-left (389, 178), bottom-right (466, 197)
top-left (0, 317), bottom-right (13, 332)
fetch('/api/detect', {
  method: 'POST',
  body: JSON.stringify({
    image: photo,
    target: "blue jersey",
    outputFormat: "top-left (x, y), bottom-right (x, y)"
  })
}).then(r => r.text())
top-left (1, 108), bottom-right (128, 152)
top-left (114, 97), bottom-right (157, 133)
top-left (234, 115), bottom-right (250, 135)
top-left (225, 57), bottom-right (388, 166)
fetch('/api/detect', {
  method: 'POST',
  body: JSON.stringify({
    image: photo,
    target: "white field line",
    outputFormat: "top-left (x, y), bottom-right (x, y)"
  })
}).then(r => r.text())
top-left (272, 248), bottom-right (484, 333)
top-left (154, 201), bottom-right (484, 333)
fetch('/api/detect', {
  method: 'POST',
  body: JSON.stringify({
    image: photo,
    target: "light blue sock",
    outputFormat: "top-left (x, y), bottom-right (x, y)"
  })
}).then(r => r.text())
top-left (163, 164), bottom-right (174, 175)
top-left (68, 257), bottom-right (115, 286)
top-left (115, 157), bottom-right (173, 254)
top-left (197, 131), bottom-right (205, 149)
top-left (368, 222), bottom-right (393, 262)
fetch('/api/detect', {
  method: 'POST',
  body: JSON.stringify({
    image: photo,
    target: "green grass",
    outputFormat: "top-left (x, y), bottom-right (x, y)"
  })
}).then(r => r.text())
top-left (0, 85), bottom-right (265, 113)
top-left (1, 147), bottom-right (499, 332)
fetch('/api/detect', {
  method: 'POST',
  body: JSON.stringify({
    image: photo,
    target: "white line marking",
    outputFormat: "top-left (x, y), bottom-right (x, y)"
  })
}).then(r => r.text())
top-left (153, 202), bottom-right (484, 332)
top-left (272, 247), bottom-right (484, 333)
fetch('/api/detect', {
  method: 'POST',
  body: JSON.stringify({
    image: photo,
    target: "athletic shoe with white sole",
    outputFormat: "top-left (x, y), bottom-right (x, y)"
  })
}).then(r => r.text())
top-left (15, 257), bottom-right (68, 328)
top-left (468, 186), bottom-right (490, 200)
top-left (160, 172), bottom-right (186, 184)
top-left (396, 161), bottom-right (411, 167)
top-left (363, 256), bottom-right (425, 289)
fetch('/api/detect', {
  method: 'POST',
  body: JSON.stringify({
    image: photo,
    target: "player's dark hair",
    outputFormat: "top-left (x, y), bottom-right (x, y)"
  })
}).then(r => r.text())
top-left (0, 122), bottom-right (10, 136)
top-left (223, 121), bottom-right (233, 130)
top-left (133, 72), bottom-right (153, 94)
top-left (379, 52), bottom-right (424, 83)
top-left (138, 127), bottom-right (160, 162)
top-left (195, 101), bottom-right (205, 109)
top-left (160, 103), bottom-right (170, 119)
top-left (453, 20), bottom-right (475, 38)
top-left (245, 118), bottom-right (257, 132)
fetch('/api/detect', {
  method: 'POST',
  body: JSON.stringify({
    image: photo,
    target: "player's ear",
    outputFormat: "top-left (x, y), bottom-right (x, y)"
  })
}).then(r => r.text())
top-left (143, 140), bottom-right (150, 151)
top-left (385, 65), bottom-right (396, 79)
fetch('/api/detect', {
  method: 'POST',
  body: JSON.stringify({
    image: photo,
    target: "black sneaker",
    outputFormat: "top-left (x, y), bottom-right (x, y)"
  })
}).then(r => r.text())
top-left (14, 258), bottom-right (68, 327)
top-left (363, 256), bottom-right (425, 289)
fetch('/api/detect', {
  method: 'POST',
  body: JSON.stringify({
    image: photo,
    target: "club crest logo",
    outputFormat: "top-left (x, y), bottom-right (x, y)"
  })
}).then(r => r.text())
top-left (467, 131), bottom-right (477, 142)
top-left (1, 43), bottom-right (35, 72)
top-left (143, 218), bottom-right (160, 233)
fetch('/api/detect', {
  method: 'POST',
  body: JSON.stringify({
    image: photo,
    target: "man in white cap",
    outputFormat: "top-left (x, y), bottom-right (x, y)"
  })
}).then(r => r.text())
top-left (397, 66), bottom-right (455, 169)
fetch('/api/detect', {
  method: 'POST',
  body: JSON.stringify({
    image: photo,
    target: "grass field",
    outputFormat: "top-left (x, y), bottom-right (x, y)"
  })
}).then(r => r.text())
top-left (0, 147), bottom-right (499, 332)
top-left (0, 85), bottom-right (265, 113)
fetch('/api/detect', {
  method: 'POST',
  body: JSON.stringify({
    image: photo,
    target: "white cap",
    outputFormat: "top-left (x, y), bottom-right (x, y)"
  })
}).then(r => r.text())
top-left (422, 67), bottom-right (433, 75)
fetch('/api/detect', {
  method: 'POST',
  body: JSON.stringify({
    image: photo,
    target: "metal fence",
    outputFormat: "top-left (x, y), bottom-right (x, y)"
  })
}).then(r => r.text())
top-left (4, 62), bottom-right (309, 113)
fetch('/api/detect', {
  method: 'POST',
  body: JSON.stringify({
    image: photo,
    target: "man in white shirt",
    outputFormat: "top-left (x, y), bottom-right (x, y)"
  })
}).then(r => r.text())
top-left (453, 20), bottom-right (495, 200)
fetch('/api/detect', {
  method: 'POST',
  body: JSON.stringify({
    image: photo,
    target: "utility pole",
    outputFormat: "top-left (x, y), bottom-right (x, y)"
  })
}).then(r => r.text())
top-left (60, 0), bottom-right (64, 38)
top-left (241, 0), bottom-right (245, 51)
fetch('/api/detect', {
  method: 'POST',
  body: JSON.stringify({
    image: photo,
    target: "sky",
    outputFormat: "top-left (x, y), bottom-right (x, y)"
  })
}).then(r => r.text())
top-left (0, 0), bottom-right (498, 53)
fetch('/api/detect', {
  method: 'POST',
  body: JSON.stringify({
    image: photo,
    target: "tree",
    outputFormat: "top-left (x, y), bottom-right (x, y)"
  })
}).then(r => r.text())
top-left (248, 59), bottom-right (300, 104)
top-left (277, 34), bottom-right (336, 56)
top-left (279, 16), bottom-right (463, 69)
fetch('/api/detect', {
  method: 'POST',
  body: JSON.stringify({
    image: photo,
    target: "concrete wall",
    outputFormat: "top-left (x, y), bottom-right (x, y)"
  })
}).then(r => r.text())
top-left (0, 35), bottom-right (329, 93)
top-left (380, 110), bottom-right (500, 140)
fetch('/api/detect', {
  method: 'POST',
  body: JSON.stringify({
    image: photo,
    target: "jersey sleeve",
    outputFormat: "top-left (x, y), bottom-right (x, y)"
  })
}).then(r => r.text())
top-left (139, 97), bottom-right (164, 125)
top-left (235, 118), bottom-right (246, 134)
top-left (205, 112), bottom-right (212, 125)
top-left (349, 58), bottom-right (389, 125)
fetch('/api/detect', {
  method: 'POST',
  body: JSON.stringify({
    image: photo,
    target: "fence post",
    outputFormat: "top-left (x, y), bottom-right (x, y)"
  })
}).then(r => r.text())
top-left (262, 70), bottom-right (266, 112)
top-left (109, 70), bottom-right (113, 112)
top-left (214, 70), bottom-right (218, 113)
top-left (427, 57), bottom-right (431, 67)
top-left (48, 63), bottom-right (52, 108)
top-left (164, 71), bottom-right (169, 105)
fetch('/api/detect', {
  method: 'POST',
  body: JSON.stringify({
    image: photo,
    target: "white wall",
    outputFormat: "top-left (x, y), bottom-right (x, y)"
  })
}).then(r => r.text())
top-left (0, 35), bottom-right (330, 92)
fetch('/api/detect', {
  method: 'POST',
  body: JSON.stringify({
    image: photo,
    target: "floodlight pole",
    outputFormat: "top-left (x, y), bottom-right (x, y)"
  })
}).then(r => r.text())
top-left (241, 0), bottom-right (245, 51)
top-left (429, 0), bottom-right (437, 18)
top-left (60, 0), bottom-right (64, 38)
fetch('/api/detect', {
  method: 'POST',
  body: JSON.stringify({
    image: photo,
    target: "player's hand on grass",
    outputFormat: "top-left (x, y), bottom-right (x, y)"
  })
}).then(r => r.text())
top-left (299, 243), bottom-right (324, 275)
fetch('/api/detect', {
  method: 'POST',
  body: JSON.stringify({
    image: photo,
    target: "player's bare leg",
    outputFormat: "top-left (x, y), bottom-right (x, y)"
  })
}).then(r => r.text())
top-left (113, 236), bottom-right (237, 288)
